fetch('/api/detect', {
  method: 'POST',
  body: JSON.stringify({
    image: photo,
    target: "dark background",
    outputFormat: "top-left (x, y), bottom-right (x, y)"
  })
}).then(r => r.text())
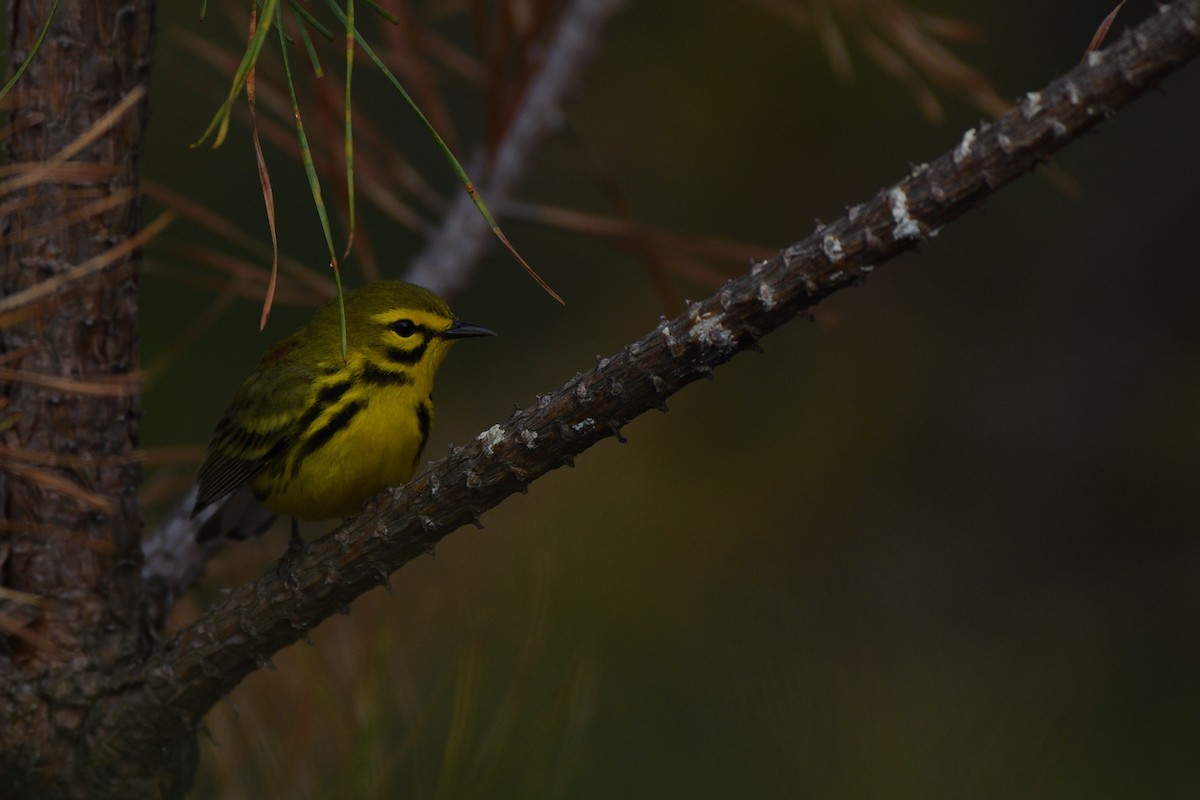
top-left (134, 2), bottom-right (1200, 797)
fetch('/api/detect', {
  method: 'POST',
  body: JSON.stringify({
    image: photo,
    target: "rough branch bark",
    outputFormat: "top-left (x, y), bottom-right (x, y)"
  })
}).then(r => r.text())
top-left (115, 0), bottom-right (1200, 753)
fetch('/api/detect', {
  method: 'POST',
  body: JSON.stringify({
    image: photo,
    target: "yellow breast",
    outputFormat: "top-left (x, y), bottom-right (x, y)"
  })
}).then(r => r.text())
top-left (254, 384), bottom-right (433, 520)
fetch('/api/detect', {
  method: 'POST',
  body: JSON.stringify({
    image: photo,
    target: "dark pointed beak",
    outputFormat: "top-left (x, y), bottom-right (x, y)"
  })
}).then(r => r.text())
top-left (441, 320), bottom-right (496, 340)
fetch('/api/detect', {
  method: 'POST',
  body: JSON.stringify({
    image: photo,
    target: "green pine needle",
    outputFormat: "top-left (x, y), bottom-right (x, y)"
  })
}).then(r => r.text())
top-left (0, 0), bottom-right (61, 103)
top-left (277, 1), bottom-right (346, 358)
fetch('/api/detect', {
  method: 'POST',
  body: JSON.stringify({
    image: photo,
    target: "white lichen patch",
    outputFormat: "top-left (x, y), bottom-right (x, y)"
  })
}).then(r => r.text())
top-left (518, 428), bottom-right (539, 449)
top-left (659, 320), bottom-right (675, 343)
top-left (572, 417), bottom-right (596, 434)
top-left (822, 233), bottom-right (845, 263)
top-left (660, 319), bottom-right (682, 355)
top-left (887, 187), bottom-right (922, 240)
top-left (689, 311), bottom-right (735, 350)
top-left (1066, 81), bottom-right (1081, 107)
top-left (954, 128), bottom-right (976, 165)
top-left (758, 282), bottom-right (777, 310)
top-left (1022, 91), bottom-right (1042, 118)
top-left (477, 424), bottom-right (504, 455)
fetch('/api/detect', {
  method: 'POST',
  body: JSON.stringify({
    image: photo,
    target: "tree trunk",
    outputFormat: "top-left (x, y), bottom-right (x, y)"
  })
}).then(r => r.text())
top-left (0, 1), bottom-right (193, 797)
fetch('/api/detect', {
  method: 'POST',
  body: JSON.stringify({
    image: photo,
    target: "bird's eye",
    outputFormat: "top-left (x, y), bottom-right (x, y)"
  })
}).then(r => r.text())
top-left (390, 319), bottom-right (417, 338)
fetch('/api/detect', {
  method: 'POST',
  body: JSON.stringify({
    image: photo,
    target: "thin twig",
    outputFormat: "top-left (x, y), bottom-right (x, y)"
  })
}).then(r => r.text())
top-left (403, 0), bottom-right (630, 298)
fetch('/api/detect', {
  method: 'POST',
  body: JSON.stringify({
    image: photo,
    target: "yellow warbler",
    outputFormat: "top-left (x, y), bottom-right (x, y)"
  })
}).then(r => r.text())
top-left (193, 281), bottom-right (493, 540)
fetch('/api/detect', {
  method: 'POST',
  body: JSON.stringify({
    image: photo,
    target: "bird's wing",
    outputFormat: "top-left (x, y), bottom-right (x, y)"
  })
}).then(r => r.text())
top-left (194, 340), bottom-right (314, 513)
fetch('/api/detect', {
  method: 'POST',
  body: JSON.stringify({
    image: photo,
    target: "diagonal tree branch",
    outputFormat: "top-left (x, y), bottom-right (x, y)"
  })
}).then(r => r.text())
top-left (112, 0), bottom-right (1200, 750)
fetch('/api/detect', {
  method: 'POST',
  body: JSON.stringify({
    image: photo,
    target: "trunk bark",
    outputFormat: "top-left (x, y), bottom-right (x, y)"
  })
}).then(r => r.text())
top-left (1, 1), bottom-right (193, 797)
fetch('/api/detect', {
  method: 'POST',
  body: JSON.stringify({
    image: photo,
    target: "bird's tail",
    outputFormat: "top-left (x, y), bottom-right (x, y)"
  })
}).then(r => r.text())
top-left (195, 483), bottom-right (278, 543)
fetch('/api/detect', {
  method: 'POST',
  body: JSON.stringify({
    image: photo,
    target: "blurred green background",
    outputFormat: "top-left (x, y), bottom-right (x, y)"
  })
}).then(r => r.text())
top-left (136, 2), bottom-right (1200, 797)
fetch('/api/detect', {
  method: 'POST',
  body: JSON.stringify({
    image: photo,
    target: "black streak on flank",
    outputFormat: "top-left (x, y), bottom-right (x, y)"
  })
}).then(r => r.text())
top-left (291, 399), bottom-right (366, 477)
top-left (291, 379), bottom-right (353, 443)
top-left (413, 401), bottom-right (432, 466)
top-left (316, 379), bottom-right (353, 406)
